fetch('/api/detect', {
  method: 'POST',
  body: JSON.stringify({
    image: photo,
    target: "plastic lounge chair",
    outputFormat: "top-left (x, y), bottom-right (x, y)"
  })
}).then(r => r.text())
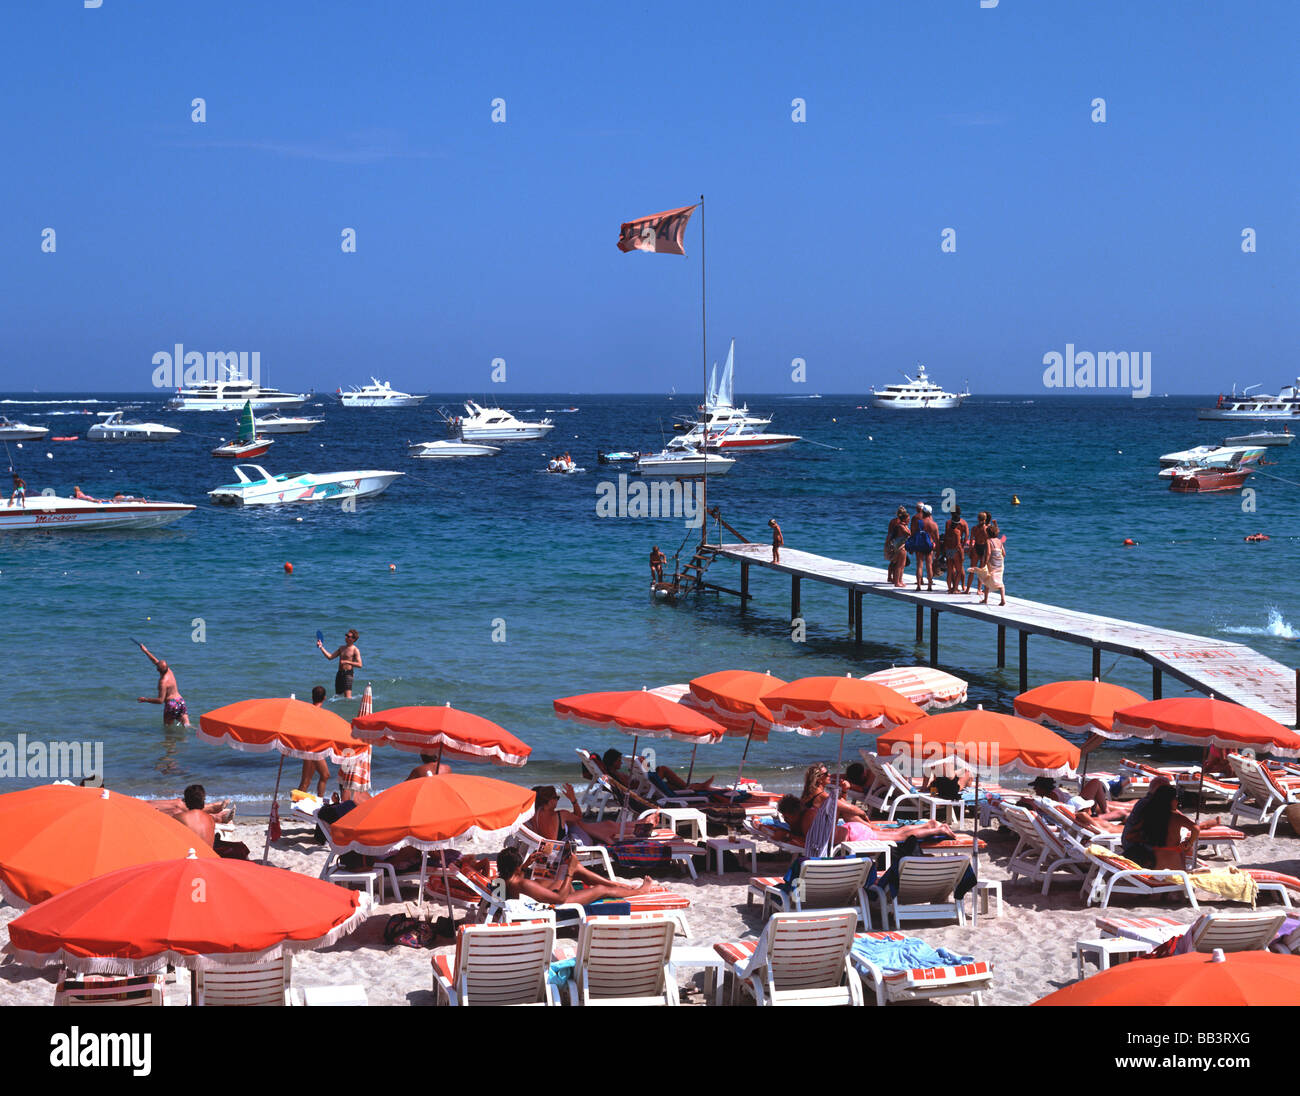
top-left (431, 922), bottom-right (562, 1006)
top-left (573, 749), bottom-right (616, 818)
top-left (867, 855), bottom-right (970, 929)
top-left (194, 955), bottom-right (292, 1006)
top-left (849, 931), bottom-right (993, 1006)
top-left (748, 857), bottom-right (873, 927)
top-left (512, 823), bottom-right (615, 879)
top-left (999, 804), bottom-right (1087, 895)
top-left (1229, 755), bottom-right (1299, 838)
top-left (713, 909), bottom-right (863, 1006)
top-left (1079, 846), bottom-right (1200, 909)
top-left (567, 915), bottom-right (678, 1006)
top-left (1096, 911), bottom-right (1285, 954)
top-left (1094, 913), bottom-right (1188, 948)
top-left (54, 971), bottom-right (165, 1006)
top-left (859, 751), bottom-right (966, 825)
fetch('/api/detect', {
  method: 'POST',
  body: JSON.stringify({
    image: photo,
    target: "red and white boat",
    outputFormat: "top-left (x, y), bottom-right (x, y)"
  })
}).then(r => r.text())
top-left (1168, 466), bottom-right (1254, 493)
top-left (0, 495), bottom-right (194, 531)
top-left (668, 339), bottom-right (800, 453)
top-left (211, 401), bottom-right (274, 458)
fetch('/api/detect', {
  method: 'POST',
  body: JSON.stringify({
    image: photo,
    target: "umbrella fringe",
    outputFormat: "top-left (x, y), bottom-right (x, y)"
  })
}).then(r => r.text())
top-left (327, 809), bottom-right (534, 857)
top-left (195, 731), bottom-right (359, 765)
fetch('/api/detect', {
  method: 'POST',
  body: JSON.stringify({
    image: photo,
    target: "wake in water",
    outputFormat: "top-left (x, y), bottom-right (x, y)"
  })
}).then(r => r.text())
top-left (1222, 608), bottom-right (1297, 640)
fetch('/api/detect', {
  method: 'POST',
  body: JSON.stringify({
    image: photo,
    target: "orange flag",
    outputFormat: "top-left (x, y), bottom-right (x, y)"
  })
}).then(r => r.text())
top-left (617, 204), bottom-right (698, 255)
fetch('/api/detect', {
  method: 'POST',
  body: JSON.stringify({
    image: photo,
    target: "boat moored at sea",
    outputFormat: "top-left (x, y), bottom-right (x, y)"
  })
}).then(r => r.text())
top-left (1197, 380), bottom-right (1300, 421)
top-left (86, 411), bottom-right (180, 442)
top-left (635, 448), bottom-right (736, 478)
top-left (211, 401), bottom-right (274, 458)
top-left (1157, 445), bottom-right (1265, 474)
top-left (669, 339), bottom-right (798, 452)
top-left (208, 464), bottom-right (404, 506)
top-left (0, 417), bottom-right (49, 441)
top-left (443, 400), bottom-right (554, 441)
top-left (407, 439), bottom-right (500, 459)
top-left (0, 495), bottom-right (194, 531)
top-left (1168, 466), bottom-right (1255, 493)
top-left (870, 364), bottom-right (970, 410)
top-left (1222, 429), bottom-right (1294, 447)
top-left (168, 367), bottom-right (307, 412)
top-left (338, 379), bottom-right (427, 408)
top-left (255, 413), bottom-right (322, 435)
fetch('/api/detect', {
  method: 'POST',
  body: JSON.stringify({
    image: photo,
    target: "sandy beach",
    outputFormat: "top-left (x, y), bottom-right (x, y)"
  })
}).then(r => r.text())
top-left (4, 809), bottom-right (1294, 1007)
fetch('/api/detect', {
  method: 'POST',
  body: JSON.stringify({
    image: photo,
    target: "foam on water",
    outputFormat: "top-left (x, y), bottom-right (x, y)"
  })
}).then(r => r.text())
top-left (1222, 608), bottom-right (1297, 641)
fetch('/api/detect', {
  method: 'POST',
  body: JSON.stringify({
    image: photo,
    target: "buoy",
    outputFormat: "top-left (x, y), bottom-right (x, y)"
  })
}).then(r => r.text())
top-left (389, 563), bottom-right (396, 572)
top-left (46, 452), bottom-right (53, 459)
top-left (1012, 495), bottom-right (1020, 505)
top-left (284, 562), bottom-right (293, 574)
top-left (1244, 533), bottom-right (1269, 542)
top-left (1123, 538), bottom-right (1135, 547)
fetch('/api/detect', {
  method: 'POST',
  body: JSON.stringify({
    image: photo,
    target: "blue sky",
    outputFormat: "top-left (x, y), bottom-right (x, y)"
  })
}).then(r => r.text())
top-left (0, 0), bottom-right (1294, 395)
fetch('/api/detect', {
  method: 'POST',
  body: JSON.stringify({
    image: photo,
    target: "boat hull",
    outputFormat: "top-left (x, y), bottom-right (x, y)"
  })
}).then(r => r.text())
top-left (1197, 408), bottom-right (1300, 421)
top-left (408, 441), bottom-right (499, 458)
top-left (212, 440), bottom-right (273, 458)
top-left (0, 498), bottom-right (194, 531)
top-left (170, 396), bottom-right (306, 412)
top-left (635, 455), bottom-right (735, 478)
top-left (255, 419), bottom-right (321, 435)
top-left (1223, 432), bottom-right (1294, 447)
top-left (458, 425), bottom-right (554, 441)
top-left (1169, 469), bottom-right (1253, 493)
top-left (707, 434), bottom-right (800, 451)
top-left (209, 471), bottom-right (402, 506)
top-left (0, 428), bottom-right (49, 441)
top-left (87, 426), bottom-right (179, 441)
top-left (340, 395), bottom-right (427, 408)
top-left (870, 395), bottom-right (968, 410)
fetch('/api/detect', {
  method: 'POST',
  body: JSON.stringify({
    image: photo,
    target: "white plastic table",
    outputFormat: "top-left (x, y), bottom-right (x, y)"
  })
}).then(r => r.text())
top-left (707, 834), bottom-right (759, 876)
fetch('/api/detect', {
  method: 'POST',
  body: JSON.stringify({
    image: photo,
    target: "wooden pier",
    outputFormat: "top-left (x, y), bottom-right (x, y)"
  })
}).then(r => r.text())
top-left (710, 542), bottom-right (1299, 728)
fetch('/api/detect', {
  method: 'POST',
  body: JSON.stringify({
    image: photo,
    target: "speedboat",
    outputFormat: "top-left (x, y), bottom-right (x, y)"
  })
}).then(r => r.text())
top-left (168, 365), bottom-right (307, 412)
top-left (1223, 429), bottom-right (1294, 447)
top-left (0, 417), bottom-right (49, 440)
top-left (635, 448), bottom-right (735, 478)
top-left (1197, 381), bottom-right (1300, 421)
top-left (407, 440), bottom-right (500, 459)
top-left (668, 420), bottom-right (800, 453)
top-left (0, 494), bottom-right (194, 531)
top-left (671, 340), bottom-right (794, 451)
top-left (1157, 445), bottom-right (1264, 476)
top-left (338, 379), bottom-right (427, 408)
top-left (208, 464), bottom-right (404, 506)
top-left (1168, 466), bottom-right (1255, 493)
top-left (211, 402), bottom-right (274, 458)
top-left (598, 450), bottom-right (642, 464)
top-left (86, 411), bottom-right (180, 442)
top-left (255, 413), bottom-right (322, 435)
top-left (870, 364), bottom-right (970, 410)
top-left (444, 400), bottom-right (554, 441)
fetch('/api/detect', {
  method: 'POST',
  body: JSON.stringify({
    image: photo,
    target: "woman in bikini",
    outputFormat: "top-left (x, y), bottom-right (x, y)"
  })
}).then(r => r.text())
top-left (885, 507), bottom-right (910, 587)
top-left (795, 763), bottom-right (956, 844)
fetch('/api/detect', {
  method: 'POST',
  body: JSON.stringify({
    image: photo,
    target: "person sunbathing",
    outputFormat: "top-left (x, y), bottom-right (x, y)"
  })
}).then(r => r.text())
top-left (651, 764), bottom-right (715, 794)
top-left (151, 787), bottom-right (236, 824)
top-left (1121, 783), bottom-right (1220, 870)
top-left (496, 846), bottom-right (655, 907)
top-left (920, 763), bottom-right (974, 802)
top-left (1075, 778), bottom-right (1130, 825)
top-left (529, 783), bottom-right (664, 846)
top-left (778, 792), bottom-right (955, 845)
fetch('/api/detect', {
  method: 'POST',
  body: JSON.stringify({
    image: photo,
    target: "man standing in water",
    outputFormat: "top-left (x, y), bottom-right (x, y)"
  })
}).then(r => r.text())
top-left (135, 641), bottom-right (190, 727)
top-left (318, 628), bottom-right (362, 698)
top-left (649, 545), bottom-right (666, 583)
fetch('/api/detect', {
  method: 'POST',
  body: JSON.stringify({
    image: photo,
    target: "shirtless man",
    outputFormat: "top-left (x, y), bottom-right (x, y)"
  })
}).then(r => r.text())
top-left (966, 512), bottom-right (989, 594)
top-left (298, 685), bottom-right (331, 797)
top-left (649, 545), bottom-right (666, 583)
top-left (175, 784), bottom-right (216, 846)
top-left (406, 753), bottom-right (452, 780)
top-left (496, 846), bottom-right (655, 908)
top-left (136, 641), bottom-right (190, 726)
top-left (9, 473), bottom-right (26, 508)
top-left (942, 506), bottom-right (969, 594)
top-left (917, 503), bottom-right (941, 591)
top-left (318, 628), bottom-right (362, 698)
top-left (769, 518), bottom-right (784, 563)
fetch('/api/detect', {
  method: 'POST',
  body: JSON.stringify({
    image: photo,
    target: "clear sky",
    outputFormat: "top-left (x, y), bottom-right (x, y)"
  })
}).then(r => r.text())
top-left (0, 1), bottom-right (1294, 395)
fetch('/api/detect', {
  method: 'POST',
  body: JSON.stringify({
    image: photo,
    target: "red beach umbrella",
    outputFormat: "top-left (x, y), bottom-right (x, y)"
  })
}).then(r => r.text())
top-left (875, 706), bottom-right (1081, 780)
top-left (1033, 949), bottom-right (1300, 1007)
top-left (1014, 680), bottom-right (1146, 737)
top-left (6, 852), bottom-right (364, 975)
top-left (1111, 697), bottom-right (1300, 758)
top-left (687, 670), bottom-right (784, 786)
top-left (352, 703), bottom-right (532, 767)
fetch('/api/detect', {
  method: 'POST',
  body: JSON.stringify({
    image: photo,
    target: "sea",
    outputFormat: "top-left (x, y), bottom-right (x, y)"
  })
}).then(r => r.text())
top-left (2, 392), bottom-right (1297, 809)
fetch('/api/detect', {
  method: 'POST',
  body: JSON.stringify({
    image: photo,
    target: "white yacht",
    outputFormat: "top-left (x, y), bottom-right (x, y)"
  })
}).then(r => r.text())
top-left (208, 464), bottom-right (403, 506)
top-left (0, 417), bottom-right (49, 441)
top-left (444, 400), bottom-right (554, 441)
top-left (407, 439), bottom-right (500, 459)
top-left (635, 448), bottom-right (735, 478)
top-left (255, 413), bottom-right (322, 435)
top-left (0, 494), bottom-right (194, 531)
top-left (1197, 381), bottom-right (1300, 421)
top-left (870, 364), bottom-right (970, 410)
top-left (168, 368), bottom-right (307, 412)
top-left (1157, 445), bottom-right (1265, 478)
top-left (338, 379), bottom-right (427, 408)
top-left (86, 411), bottom-right (180, 442)
top-left (670, 340), bottom-right (798, 451)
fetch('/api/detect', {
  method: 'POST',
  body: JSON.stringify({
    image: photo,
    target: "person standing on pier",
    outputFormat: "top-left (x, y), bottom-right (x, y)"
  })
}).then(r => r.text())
top-left (769, 518), bottom-right (783, 563)
top-left (885, 506), bottom-right (910, 587)
top-left (942, 506), bottom-right (968, 594)
top-left (915, 503), bottom-right (941, 592)
top-left (965, 511), bottom-right (989, 594)
top-left (982, 518), bottom-right (1007, 606)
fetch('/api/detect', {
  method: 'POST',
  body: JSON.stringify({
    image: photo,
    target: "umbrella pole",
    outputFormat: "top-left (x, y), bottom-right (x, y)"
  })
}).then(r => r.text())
top-left (263, 753), bottom-right (286, 864)
top-left (686, 743), bottom-right (698, 784)
top-left (1195, 745), bottom-right (1208, 824)
top-left (618, 735), bottom-right (638, 841)
top-left (440, 848), bottom-right (456, 921)
top-left (735, 721), bottom-right (756, 787)
top-left (417, 849), bottom-right (428, 906)
top-left (970, 768), bottom-right (981, 928)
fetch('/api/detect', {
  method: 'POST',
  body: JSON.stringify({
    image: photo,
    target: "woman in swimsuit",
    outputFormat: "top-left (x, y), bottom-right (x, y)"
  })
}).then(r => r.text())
top-left (982, 519), bottom-right (1007, 605)
top-left (885, 507), bottom-right (910, 587)
top-left (797, 763), bottom-right (956, 844)
top-left (496, 846), bottom-right (655, 907)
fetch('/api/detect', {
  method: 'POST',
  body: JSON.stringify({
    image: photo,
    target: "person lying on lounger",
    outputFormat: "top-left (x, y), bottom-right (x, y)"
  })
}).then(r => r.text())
top-left (651, 764), bottom-right (715, 794)
top-left (777, 793), bottom-right (956, 846)
top-left (496, 846), bottom-right (656, 907)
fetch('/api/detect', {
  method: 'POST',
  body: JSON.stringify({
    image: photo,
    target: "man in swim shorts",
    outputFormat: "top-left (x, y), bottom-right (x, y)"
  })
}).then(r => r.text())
top-left (318, 628), bottom-right (362, 698)
top-left (136, 641), bottom-right (190, 726)
top-left (649, 545), bottom-right (666, 583)
top-left (769, 518), bottom-right (784, 563)
top-left (10, 473), bottom-right (26, 508)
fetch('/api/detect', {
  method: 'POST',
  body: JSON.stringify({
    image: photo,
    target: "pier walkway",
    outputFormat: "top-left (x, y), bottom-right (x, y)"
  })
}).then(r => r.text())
top-left (711, 542), bottom-right (1298, 728)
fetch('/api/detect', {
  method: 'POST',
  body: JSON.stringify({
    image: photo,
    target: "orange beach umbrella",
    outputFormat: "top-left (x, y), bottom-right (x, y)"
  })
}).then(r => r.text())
top-left (1014, 680), bottom-right (1146, 737)
top-left (1111, 697), bottom-right (1300, 758)
top-left (760, 675), bottom-right (926, 735)
top-left (686, 670), bottom-right (785, 786)
top-left (352, 703), bottom-right (531, 766)
top-left (553, 689), bottom-right (726, 743)
top-left (6, 852), bottom-right (363, 975)
top-left (1033, 949), bottom-right (1300, 1007)
top-left (0, 786), bottom-right (218, 908)
top-left (874, 706), bottom-right (1081, 780)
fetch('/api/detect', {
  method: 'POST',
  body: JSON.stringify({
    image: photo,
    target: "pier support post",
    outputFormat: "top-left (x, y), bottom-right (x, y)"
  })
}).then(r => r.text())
top-left (929, 608), bottom-right (938, 668)
top-left (740, 561), bottom-right (749, 607)
top-left (1092, 647), bottom-right (1101, 681)
top-left (1019, 631), bottom-right (1028, 693)
top-left (915, 605), bottom-right (924, 644)
top-left (848, 589), bottom-right (855, 630)
top-left (854, 591), bottom-right (863, 646)
top-left (997, 626), bottom-right (1005, 668)
top-left (1152, 667), bottom-right (1162, 700)
top-left (791, 576), bottom-right (800, 621)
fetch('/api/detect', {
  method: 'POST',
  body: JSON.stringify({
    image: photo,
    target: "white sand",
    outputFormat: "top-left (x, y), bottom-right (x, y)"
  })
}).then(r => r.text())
top-left (2, 812), bottom-right (1296, 1006)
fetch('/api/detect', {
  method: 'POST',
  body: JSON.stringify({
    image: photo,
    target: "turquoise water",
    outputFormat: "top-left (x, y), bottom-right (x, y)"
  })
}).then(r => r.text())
top-left (2, 393), bottom-right (1297, 806)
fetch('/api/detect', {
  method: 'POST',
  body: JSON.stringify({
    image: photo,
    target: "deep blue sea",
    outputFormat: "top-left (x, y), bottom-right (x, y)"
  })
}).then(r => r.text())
top-left (2, 392), bottom-right (1297, 808)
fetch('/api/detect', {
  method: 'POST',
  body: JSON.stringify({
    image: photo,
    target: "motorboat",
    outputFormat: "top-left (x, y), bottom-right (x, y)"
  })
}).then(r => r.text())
top-left (1223, 428), bottom-right (1294, 447)
top-left (669, 340), bottom-right (797, 450)
top-left (443, 400), bottom-right (554, 441)
top-left (668, 420), bottom-right (800, 453)
top-left (1168, 466), bottom-right (1255, 493)
top-left (545, 455), bottom-right (581, 474)
top-left (1157, 445), bottom-right (1264, 476)
top-left (870, 364), bottom-right (970, 410)
top-left (208, 464), bottom-right (404, 506)
top-left (0, 417), bottom-right (49, 441)
top-left (1197, 380), bottom-right (1300, 421)
top-left (597, 450), bottom-right (643, 464)
top-left (0, 494), bottom-right (194, 531)
top-left (168, 366), bottom-right (307, 412)
top-left (635, 448), bottom-right (735, 478)
top-left (86, 411), bottom-right (180, 441)
top-left (211, 402), bottom-right (274, 458)
top-left (338, 379), bottom-right (427, 408)
top-left (255, 413), bottom-right (322, 435)
top-left (407, 440), bottom-right (499, 459)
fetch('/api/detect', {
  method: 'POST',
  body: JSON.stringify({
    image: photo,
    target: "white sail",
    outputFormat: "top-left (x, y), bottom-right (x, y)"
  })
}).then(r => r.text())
top-left (706, 363), bottom-right (718, 409)
top-left (716, 339), bottom-right (735, 409)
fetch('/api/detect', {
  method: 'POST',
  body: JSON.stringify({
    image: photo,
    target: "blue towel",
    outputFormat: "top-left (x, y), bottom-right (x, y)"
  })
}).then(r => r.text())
top-left (851, 935), bottom-right (974, 971)
top-left (546, 958), bottom-right (575, 987)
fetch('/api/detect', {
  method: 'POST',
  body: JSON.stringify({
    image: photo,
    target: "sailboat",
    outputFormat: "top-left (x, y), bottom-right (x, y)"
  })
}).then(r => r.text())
top-left (668, 340), bottom-right (800, 451)
top-left (211, 401), bottom-right (275, 458)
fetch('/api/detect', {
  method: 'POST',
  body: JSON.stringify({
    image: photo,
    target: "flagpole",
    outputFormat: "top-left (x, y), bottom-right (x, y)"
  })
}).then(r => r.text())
top-left (699, 193), bottom-right (707, 549)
